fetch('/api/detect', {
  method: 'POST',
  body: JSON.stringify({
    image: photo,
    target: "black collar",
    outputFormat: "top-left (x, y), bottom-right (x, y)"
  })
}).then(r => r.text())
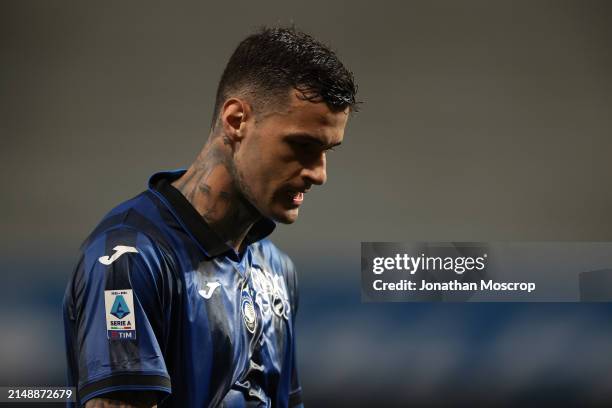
top-left (149, 170), bottom-right (276, 258)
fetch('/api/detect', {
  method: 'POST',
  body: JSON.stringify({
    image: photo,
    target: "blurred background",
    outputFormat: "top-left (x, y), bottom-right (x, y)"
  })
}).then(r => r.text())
top-left (2, 0), bottom-right (612, 405)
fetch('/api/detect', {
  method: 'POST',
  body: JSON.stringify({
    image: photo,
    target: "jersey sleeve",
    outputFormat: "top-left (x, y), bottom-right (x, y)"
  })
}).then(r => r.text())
top-left (63, 226), bottom-right (173, 405)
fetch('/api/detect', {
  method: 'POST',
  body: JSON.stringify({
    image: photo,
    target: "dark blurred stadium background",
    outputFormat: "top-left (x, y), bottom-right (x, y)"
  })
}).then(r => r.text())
top-left (2, 1), bottom-right (612, 405)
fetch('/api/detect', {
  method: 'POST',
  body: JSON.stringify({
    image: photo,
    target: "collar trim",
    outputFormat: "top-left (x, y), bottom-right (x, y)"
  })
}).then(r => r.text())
top-left (148, 170), bottom-right (276, 258)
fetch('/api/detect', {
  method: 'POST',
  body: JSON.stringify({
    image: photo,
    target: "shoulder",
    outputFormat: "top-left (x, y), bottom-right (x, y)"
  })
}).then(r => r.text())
top-left (78, 187), bottom-right (179, 270)
top-left (82, 226), bottom-right (171, 274)
top-left (81, 190), bottom-right (169, 252)
top-left (70, 226), bottom-right (167, 294)
top-left (67, 198), bottom-right (177, 308)
top-left (65, 223), bottom-right (178, 331)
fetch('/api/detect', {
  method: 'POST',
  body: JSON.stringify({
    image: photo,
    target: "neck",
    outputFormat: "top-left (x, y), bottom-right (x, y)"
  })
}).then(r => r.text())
top-left (171, 135), bottom-right (261, 253)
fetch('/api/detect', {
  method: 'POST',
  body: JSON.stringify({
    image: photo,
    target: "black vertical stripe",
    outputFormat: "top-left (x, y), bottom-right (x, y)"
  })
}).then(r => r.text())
top-left (69, 255), bottom-right (89, 387)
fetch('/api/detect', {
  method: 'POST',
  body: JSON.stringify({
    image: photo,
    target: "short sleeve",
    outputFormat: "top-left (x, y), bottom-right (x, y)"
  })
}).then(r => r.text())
top-left (63, 226), bottom-right (173, 405)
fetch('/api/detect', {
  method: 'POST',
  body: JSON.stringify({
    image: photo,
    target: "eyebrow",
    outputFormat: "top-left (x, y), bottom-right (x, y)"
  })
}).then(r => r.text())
top-left (285, 132), bottom-right (342, 149)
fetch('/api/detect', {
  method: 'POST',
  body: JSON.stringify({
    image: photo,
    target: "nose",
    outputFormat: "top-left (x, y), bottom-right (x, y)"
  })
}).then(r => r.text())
top-left (302, 153), bottom-right (327, 186)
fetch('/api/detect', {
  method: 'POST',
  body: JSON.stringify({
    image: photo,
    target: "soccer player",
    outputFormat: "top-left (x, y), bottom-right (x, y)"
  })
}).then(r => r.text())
top-left (62, 26), bottom-right (358, 407)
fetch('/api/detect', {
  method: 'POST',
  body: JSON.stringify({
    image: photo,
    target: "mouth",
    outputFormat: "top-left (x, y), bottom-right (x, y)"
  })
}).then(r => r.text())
top-left (287, 190), bottom-right (305, 206)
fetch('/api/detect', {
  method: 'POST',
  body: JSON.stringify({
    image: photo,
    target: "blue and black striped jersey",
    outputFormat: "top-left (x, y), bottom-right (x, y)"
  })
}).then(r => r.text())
top-left (63, 170), bottom-right (303, 407)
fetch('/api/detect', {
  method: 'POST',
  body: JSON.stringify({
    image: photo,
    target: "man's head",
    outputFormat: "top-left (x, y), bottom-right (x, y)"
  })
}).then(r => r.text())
top-left (211, 26), bottom-right (358, 224)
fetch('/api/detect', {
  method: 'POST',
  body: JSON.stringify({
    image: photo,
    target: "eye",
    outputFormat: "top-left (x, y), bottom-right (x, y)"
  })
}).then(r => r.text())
top-left (289, 140), bottom-right (311, 147)
top-left (288, 140), bottom-right (318, 153)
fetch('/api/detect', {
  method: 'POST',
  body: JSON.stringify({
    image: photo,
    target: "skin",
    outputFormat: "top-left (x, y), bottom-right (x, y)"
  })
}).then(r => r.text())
top-left (87, 88), bottom-right (349, 407)
top-left (172, 88), bottom-right (350, 252)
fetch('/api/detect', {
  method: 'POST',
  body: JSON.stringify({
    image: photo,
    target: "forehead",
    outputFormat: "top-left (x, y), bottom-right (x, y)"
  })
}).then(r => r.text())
top-left (260, 90), bottom-right (350, 142)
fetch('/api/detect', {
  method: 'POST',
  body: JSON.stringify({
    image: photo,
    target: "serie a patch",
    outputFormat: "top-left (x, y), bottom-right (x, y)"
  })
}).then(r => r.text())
top-left (104, 289), bottom-right (137, 340)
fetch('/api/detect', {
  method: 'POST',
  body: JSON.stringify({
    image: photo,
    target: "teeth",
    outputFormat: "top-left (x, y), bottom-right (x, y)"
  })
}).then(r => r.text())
top-left (289, 191), bottom-right (303, 200)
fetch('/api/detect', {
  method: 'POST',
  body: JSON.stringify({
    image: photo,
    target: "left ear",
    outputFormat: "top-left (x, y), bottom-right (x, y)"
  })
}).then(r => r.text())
top-left (220, 98), bottom-right (251, 144)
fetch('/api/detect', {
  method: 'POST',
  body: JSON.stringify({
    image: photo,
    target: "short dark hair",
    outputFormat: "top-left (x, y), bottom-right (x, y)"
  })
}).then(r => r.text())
top-left (212, 26), bottom-right (358, 127)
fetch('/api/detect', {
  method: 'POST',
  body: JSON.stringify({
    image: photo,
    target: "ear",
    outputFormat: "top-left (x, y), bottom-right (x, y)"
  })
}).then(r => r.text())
top-left (220, 98), bottom-right (250, 144)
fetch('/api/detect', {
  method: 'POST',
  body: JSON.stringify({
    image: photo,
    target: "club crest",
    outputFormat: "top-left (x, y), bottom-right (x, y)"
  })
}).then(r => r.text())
top-left (241, 287), bottom-right (257, 334)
